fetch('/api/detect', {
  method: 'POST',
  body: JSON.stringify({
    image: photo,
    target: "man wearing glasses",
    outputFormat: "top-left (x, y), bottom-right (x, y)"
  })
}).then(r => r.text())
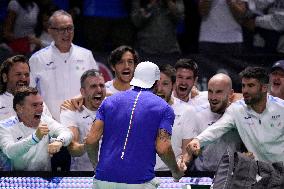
top-left (29, 10), bottom-right (98, 171)
top-left (29, 10), bottom-right (98, 122)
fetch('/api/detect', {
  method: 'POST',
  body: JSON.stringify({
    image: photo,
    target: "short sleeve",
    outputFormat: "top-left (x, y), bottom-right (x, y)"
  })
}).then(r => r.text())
top-left (159, 105), bottom-right (175, 135)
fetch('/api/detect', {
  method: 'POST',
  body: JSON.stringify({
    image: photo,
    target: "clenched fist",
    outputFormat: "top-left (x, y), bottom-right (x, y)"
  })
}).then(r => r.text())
top-left (48, 141), bottom-right (63, 157)
top-left (186, 138), bottom-right (202, 157)
top-left (35, 123), bottom-right (49, 140)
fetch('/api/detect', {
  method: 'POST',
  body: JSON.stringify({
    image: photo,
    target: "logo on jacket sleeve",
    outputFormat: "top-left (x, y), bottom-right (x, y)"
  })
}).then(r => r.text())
top-left (272, 115), bottom-right (280, 119)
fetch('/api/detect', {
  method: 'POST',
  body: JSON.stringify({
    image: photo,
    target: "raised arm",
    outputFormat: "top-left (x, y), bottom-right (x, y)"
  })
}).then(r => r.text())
top-left (255, 11), bottom-right (284, 31)
top-left (59, 110), bottom-right (85, 157)
top-left (179, 138), bottom-right (195, 169)
top-left (3, 7), bottom-right (16, 42)
top-left (185, 138), bottom-right (202, 158)
top-left (60, 95), bottom-right (84, 112)
top-left (131, 0), bottom-right (157, 28)
top-left (67, 127), bottom-right (85, 157)
top-left (0, 123), bottom-right (49, 159)
top-left (85, 120), bottom-right (104, 168)
top-left (185, 106), bottom-right (237, 159)
top-left (164, 0), bottom-right (184, 23)
top-left (198, 0), bottom-right (212, 18)
top-left (226, 0), bottom-right (247, 24)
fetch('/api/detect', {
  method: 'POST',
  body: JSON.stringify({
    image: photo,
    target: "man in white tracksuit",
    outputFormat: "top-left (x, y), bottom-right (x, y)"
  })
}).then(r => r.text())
top-left (0, 55), bottom-right (52, 121)
top-left (153, 64), bottom-right (197, 171)
top-left (0, 87), bottom-right (72, 171)
top-left (188, 73), bottom-right (243, 171)
top-left (105, 45), bottom-right (138, 94)
top-left (60, 69), bottom-right (106, 171)
top-left (29, 10), bottom-right (98, 121)
top-left (186, 67), bottom-right (284, 163)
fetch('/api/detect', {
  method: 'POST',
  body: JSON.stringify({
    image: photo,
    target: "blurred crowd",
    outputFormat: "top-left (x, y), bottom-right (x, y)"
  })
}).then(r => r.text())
top-left (0, 0), bottom-right (283, 61)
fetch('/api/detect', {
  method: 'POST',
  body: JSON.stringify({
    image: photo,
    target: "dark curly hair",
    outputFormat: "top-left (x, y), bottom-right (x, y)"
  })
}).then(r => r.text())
top-left (239, 67), bottom-right (269, 84)
top-left (108, 45), bottom-right (139, 67)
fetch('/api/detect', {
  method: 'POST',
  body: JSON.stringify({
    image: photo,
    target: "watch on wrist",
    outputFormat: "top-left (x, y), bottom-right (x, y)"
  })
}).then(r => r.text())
top-left (55, 138), bottom-right (64, 145)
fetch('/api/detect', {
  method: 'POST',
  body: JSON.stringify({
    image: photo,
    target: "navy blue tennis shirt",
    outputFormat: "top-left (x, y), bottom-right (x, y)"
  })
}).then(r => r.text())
top-left (95, 87), bottom-right (175, 184)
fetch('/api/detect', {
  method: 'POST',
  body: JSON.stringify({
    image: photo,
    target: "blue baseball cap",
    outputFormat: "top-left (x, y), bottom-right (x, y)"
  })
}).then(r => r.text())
top-left (271, 60), bottom-right (284, 72)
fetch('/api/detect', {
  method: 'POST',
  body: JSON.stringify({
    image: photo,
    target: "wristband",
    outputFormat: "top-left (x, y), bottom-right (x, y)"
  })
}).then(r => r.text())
top-left (32, 133), bottom-right (40, 144)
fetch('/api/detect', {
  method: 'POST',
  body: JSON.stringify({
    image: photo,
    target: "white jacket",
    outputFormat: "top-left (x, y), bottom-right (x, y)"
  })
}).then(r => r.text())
top-left (197, 95), bottom-right (284, 163)
top-left (0, 114), bottom-right (73, 171)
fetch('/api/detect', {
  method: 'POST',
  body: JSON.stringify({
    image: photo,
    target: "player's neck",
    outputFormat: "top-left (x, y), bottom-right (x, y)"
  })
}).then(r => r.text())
top-left (168, 97), bottom-right (174, 105)
top-left (84, 102), bottom-right (97, 111)
top-left (55, 43), bottom-right (71, 53)
top-left (173, 91), bottom-right (189, 102)
top-left (113, 79), bottom-right (131, 91)
top-left (251, 95), bottom-right (267, 114)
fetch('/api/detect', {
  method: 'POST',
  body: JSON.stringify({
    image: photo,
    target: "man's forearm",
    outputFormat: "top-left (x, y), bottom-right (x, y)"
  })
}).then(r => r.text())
top-left (86, 142), bottom-right (99, 169)
top-left (255, 13), bottom-right (284, 31)
top-left (2, 134), bottom-right (37, 159)
top-left (156, 129), bottom-right (179, 172)
top-left (156, 128), bottom-right (183, 180)
top-left (198, 0), bottom-right (212, 18)
top-left (158, 146), bottom-right (179, 173)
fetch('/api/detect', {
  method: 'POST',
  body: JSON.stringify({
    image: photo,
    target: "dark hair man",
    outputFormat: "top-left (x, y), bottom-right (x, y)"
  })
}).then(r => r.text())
top-left (86, 61), bottom-right (184, 188)
top-left (0, 87), bottom-right (72, 170)
top-left (186, 67), bottom-right (284, 164)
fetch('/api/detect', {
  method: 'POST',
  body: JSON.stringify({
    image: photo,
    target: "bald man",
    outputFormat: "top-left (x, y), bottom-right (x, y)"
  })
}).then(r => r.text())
top-left (186, 67), bottom-right (284, 165)
top-left (208, 74), bottom-right (234, 114)
top-left (183, 73), bottom-right (244, 172)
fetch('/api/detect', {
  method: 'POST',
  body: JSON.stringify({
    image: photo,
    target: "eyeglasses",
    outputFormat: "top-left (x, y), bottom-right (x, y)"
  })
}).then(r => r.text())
top-left (50, 26), bottom-right (74, 34)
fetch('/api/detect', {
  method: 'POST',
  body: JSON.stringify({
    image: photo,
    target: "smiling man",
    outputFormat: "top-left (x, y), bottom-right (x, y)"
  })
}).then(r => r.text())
top-left (208, 74), bottom-right (234, 114)
top-left (270, 60), bottom-right (284, 100)
top-left (184, 73), bottom-right (243, 172)
top-left (0, 55), bottom-right (51, 120)
top-left (186, 67), bottom-right (284, 164)
top-left (173, 58), bottom-right (208, 107)
top-left (29, 10), bottom-right (98, 122)
top-left (0, 87), bottom-right (72, 171)
top-left (60, 69), bottom-right (106, 171)
top-left (154, 64), bottom-right (198, 171)
top-left (85, 61), bottom-right (184, 188)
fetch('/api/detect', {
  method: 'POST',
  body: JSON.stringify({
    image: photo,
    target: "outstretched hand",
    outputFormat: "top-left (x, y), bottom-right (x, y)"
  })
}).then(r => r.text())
top-left (186, 138), bottom-right (202, 157)
top-left (60, 95), bottom-right (84, 112)
top-left (48, 141), bottom-right (63, 157)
